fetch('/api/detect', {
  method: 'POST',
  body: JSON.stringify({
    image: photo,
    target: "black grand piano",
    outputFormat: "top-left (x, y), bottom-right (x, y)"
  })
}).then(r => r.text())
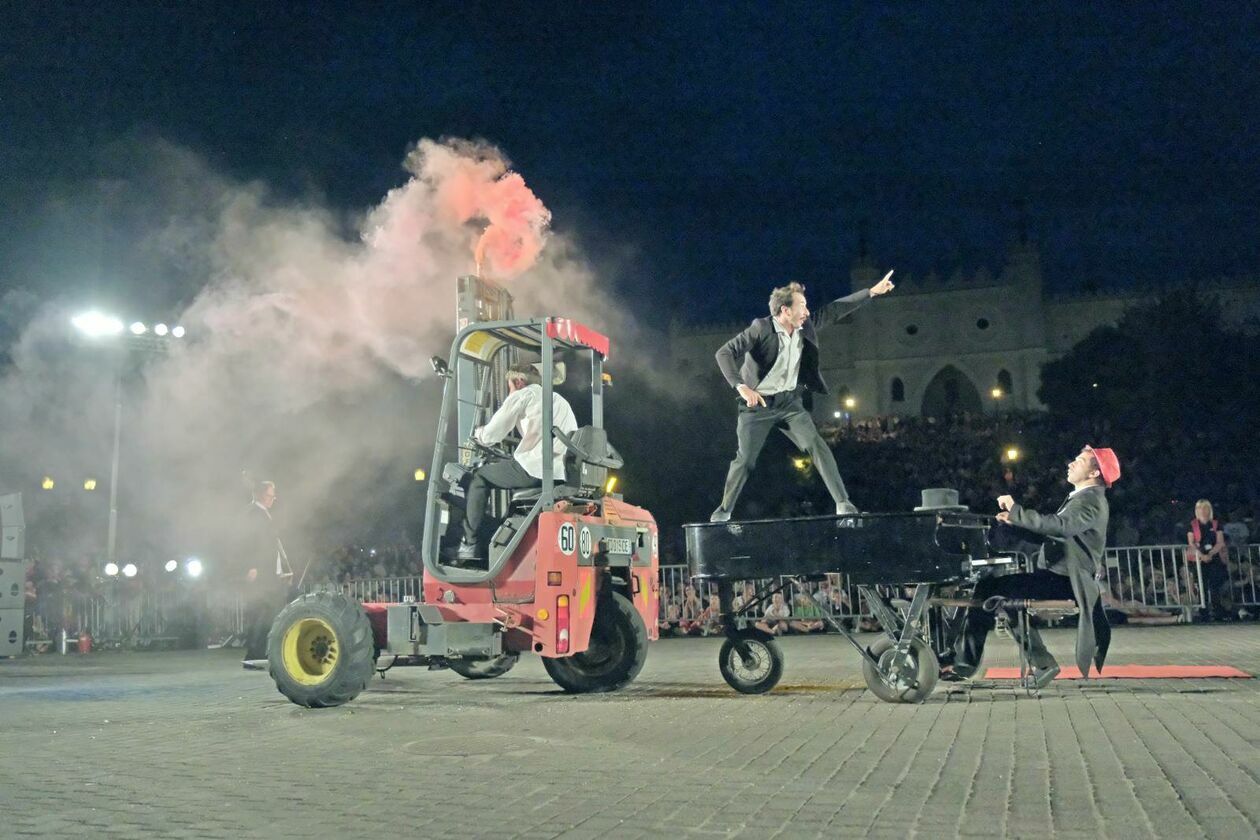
top-left (685, 507), bottom-right (1000, 702)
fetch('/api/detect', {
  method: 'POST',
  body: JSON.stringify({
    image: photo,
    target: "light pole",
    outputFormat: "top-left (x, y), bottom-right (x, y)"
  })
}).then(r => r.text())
top-left (843, 396), bottom-right (857, 435)
top-left (71, 312), bottom-right (185, 569)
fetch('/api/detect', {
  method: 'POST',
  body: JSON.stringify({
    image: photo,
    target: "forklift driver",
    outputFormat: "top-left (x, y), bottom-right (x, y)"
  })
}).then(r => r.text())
top-left (451, 362), bottom-right (578, 565)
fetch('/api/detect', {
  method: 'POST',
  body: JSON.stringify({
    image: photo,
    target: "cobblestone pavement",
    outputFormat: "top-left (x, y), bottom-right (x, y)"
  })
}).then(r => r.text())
top-left (3, 625), bottom-right (1260, 838)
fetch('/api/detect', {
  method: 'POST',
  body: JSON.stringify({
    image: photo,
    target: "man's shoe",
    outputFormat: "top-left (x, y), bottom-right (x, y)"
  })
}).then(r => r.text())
top-left (456, 539), bottom-right (481, 562)
top-left (835, 501), bottom-right (859, 516)
top-left (242, 659), bottom-right (268, 671)
top-left (709, 508), bottom-right (732, 523)
top-left (1025, 663), bottom-right (1060, 690)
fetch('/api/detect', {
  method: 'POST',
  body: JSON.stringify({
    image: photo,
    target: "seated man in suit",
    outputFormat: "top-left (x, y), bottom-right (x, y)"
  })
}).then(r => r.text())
top-left (945, 446), bottom-right (1120, 689)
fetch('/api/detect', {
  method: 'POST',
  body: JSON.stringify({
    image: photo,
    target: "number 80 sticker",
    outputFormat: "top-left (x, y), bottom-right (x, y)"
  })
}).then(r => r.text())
top-left (557, 522), bottom-right (577, 556)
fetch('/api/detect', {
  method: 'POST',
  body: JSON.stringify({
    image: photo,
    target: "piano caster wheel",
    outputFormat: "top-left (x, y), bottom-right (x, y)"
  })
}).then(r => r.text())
top-left (718, 630), bottom-right (784, 695)
top-left (861, 636), bottom-right (939, 703)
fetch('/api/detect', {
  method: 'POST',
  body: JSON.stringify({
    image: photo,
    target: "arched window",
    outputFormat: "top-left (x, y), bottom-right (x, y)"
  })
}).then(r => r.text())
top-left (997, 369), bottom-right (1013, 394)
top-left (890, 377), bottom-right (905, 402)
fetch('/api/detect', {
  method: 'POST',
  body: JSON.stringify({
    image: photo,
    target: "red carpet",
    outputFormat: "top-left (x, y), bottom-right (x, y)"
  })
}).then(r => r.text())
top-left (983, 664), bottom-right (1251, 680)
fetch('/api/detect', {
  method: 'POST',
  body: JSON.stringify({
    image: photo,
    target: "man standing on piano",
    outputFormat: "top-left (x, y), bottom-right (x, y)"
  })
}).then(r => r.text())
top-left (946, 446), bottom-right (1121, 689)
top-left (710, 272), bottom-right (896, 522)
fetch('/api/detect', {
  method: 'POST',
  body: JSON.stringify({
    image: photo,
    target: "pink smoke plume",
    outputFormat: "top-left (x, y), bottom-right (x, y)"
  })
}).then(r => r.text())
top-left (404, 139), bottom-right (551, 280)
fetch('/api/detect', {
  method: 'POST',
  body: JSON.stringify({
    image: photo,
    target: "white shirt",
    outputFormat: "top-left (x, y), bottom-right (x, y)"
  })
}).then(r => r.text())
top-left (753, 319), bottom-right (803, 396)
top-left (763, 601), bottom-right (791, 620)
top-left (475, 384), bottom-right (578, 481)
top-left (252, 501), bottom-right (290, 576)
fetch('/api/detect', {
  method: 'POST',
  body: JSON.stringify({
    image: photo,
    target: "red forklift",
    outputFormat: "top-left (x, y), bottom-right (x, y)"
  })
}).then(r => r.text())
top-left (265, 314), bottom-right (660, 707)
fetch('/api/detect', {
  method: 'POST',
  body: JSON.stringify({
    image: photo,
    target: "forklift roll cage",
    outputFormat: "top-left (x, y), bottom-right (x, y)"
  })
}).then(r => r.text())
top-left (422, 317), bottom-right (614, 585)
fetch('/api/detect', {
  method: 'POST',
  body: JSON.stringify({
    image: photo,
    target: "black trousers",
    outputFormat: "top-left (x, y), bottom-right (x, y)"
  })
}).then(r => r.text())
top-left (954, 569), bottom-right (1075, 674)
top-left (463, 458), bottom-right (538, 542)
top-left (1202, 559), bottom-right (1233, 619)
top-left (716, 389), bottom-right (849, 515)
top-left (243, 586), bottom-right (289, 660)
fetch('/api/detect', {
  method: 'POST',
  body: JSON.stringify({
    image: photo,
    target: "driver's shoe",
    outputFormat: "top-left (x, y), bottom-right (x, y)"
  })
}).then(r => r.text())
top-left (455, 539), bottom-right (482, 563)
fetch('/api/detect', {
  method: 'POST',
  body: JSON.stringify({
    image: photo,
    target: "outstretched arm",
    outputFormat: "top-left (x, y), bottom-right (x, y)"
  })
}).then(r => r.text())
top-left (475, 388), bottom-right (529, 445)
top-left (1007, 491), bottom-right (1106, 540)
top-left (811, 270), bottom-right (895, 329)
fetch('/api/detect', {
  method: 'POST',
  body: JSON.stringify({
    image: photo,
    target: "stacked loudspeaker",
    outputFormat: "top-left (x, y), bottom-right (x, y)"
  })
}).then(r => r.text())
top-left (0, 493), bottom-right (25, 657)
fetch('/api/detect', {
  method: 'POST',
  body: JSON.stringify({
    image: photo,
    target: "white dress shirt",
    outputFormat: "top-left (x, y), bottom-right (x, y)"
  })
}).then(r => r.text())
top-left (252, 501), bottom-right (290, 576)
top-left (752, 319), bottom-right (803, 396)
top-left (475, 384), bottom-right (578, 480)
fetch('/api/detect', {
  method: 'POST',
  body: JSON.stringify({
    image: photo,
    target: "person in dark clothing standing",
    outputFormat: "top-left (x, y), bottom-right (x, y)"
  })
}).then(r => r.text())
top-left (946, 446), bottom-right (1121, 689)
top-left (1187, 499), bottom-right (1231, 622)
top-left (239, 479), bottom-right (292, 669)
top-left (710, 271), bottom-right (896, 522)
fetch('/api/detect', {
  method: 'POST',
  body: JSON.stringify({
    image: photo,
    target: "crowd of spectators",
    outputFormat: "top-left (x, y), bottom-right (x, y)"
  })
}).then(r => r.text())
top-left (817, 410), bottom-right (1257, 548)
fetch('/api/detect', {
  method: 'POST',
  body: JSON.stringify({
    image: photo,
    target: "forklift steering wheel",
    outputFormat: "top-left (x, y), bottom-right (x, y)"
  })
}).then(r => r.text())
top-left (467, 438), bottom-right (509, 461)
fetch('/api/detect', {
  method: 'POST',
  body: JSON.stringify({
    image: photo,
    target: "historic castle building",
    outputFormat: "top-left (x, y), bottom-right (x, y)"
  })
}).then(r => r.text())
top-left (669, 242), bottom-right (1260, 420)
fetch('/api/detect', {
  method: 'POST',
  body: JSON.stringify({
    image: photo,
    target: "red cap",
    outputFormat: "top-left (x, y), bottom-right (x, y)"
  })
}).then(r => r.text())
top-left (1084, 446), bottom-right (1121, 487)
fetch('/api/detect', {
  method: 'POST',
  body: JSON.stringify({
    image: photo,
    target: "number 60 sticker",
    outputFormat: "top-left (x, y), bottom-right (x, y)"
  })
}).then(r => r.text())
top-left (557, 522), bottom-right (577, 556)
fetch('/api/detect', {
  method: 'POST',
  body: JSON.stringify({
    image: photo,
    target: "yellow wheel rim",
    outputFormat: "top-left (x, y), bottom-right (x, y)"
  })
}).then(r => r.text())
top-left (281, 618), bottom-right (340, 686)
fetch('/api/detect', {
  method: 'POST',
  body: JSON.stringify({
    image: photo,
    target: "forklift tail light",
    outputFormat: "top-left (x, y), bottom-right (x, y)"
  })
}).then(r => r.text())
top-left (557, 595), bottom-right (571, 654)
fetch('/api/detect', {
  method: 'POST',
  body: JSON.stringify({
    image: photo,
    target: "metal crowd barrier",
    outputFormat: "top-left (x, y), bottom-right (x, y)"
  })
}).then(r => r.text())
top-left (19, 544), bottom-right (1260, 651)
top-left (306, 576), bottom-right (423, 603)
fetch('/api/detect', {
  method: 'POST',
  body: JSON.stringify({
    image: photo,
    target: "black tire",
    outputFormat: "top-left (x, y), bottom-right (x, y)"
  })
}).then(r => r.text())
top-left (267, 592), bottom-right (375, 708)
top-left (718, 630), bottom-right (785, 694)
top-left (448, 653), bottom-right (520, 680)
top-left (542, 591), bottom-right (647, 693)
top-left (861, 635), bottom-right (939, 703)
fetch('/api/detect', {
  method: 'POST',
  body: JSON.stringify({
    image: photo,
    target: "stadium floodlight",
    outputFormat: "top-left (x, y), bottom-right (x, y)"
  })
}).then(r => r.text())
top-left (171, 325), bottom-right (185, 338)
top-left (130, 322), bottom-right (147, 335)
top-left (122, 563), bottom-right (138, 578)
top-left (154, 323), bottom-right (169, 336)
top-left (72, 311), bottom-right (125, 338)
top-left (164, 559), bottom-right (178, 572)
top-left (185, 558), bottom-right (203, 578)
top-left (104, 562), bottom-right (120, 576)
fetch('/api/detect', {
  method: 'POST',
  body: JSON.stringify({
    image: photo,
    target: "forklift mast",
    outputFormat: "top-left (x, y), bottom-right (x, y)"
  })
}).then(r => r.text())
top-left (455, 275), bottom-right (514, 457)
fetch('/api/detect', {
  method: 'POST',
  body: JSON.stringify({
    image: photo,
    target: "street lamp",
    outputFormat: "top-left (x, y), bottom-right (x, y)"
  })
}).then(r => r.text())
top-left (71, 311), bottom-right (124, 338)
top-left (991, 387), bottom-right (1004, 399)
top-left (71, 310), bottom-right (186, 568)
top-left (842, 396), bottom-right (857, 434)
top-left (1004, 446), bottom-right (1021, 462)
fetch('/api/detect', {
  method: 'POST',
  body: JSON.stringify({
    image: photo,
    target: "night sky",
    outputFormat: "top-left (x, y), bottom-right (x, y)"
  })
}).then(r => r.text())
top-left (2, 2), bottom-right (1258, 324)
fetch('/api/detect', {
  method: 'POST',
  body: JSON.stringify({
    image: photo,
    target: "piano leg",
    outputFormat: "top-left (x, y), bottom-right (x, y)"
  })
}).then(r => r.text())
top-left (855, 583), bottom-right (941, 703)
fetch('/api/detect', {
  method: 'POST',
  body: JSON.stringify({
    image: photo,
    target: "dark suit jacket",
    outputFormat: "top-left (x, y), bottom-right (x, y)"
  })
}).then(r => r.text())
top-left (239, 503), bottom-right (287, 594)
top-left (1008, 484), bottom-right (1111, 675)
top-left (715, 288), bottom-right (872, 395)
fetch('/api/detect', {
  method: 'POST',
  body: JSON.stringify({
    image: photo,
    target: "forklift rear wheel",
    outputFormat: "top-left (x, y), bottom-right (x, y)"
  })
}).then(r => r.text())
top-left (861, 635), bottom-right (939, 703)
top-left (542, 591), bottom-right (647, 693)
top-left (448, 653), bottom-right (519, 680)
top-left (718, 629), bottom-right (784, 694)
top-left (268, 592), bottom-right (375, 708)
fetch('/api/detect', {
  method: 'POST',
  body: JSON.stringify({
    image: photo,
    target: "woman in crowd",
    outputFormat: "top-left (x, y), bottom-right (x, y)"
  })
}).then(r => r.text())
top-left (1187, 499), bottom-right (1232, 622)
